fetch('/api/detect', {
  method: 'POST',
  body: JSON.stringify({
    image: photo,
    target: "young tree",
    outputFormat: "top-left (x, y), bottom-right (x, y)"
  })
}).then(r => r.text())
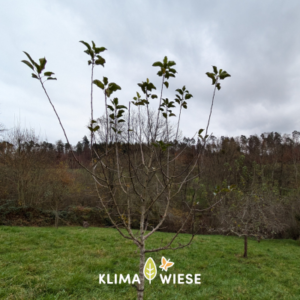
top-left (22, 44), bottom-right (230, 299)
top-left (46, 162), bottom-right (75, 228)
top-left (210, 164), bottom-right (288, 258)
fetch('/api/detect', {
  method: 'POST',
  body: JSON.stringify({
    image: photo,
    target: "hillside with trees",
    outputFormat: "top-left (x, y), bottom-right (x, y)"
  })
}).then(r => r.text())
top-left (1, 128), bottom-right (300, 244)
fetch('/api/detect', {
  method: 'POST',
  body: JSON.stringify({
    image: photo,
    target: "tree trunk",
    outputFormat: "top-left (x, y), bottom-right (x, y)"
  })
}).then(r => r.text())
top-left (137, 245), bottom-right (145, 300)
top-left (54, 210), bottom-right (59, 229)
top-left (54, 201), bottom-right (59, 229)
top-left (243, 235), bottom-right (248, 258)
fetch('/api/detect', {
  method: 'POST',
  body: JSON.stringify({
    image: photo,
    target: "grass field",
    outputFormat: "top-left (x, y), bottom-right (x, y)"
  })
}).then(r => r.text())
top-left (0, 226), bottom-right (300, 299)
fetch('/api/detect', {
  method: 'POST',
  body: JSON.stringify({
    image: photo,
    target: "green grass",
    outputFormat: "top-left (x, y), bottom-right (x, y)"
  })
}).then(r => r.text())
top-left (0, 226), bottom-right (300, 299)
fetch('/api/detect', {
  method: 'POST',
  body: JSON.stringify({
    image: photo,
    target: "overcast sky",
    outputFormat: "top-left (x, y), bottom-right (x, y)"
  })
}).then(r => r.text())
top-left (1, 0), bottom-right (300, 145)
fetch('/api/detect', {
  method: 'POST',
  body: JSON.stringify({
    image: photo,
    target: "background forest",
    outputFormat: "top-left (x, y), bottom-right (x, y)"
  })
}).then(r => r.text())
top-left (1, 126), bottom-right (300, 240)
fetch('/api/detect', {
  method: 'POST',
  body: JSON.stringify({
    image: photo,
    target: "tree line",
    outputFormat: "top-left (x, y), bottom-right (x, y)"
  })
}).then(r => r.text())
top-left (1, 128), bottom-right (300, 240)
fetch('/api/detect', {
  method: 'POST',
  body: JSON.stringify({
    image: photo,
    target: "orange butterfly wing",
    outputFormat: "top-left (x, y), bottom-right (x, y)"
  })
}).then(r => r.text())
top-left (165, 262), bottom-right (174, 269)
top-left (160, 257), bottom-right (167, 270)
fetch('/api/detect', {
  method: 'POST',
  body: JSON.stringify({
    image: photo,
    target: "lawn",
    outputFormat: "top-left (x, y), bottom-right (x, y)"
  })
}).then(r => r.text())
top-left (0, 226), bottom-right (299, 299)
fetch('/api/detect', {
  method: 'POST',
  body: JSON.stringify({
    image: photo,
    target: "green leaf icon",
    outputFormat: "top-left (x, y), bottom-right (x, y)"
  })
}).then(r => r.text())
top-left (143, 257), bottom-right (157, 284)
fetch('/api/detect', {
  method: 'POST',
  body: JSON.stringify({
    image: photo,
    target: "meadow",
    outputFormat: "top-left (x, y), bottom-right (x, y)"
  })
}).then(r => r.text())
top-left (1, 226), bottom-right (300, 299)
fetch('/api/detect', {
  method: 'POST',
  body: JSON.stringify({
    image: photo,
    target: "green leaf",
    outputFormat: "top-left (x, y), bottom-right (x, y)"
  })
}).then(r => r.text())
top-left (162, 113), bottom-right (167, 118)
top-left (31, 73), bottom-right (39, 79)
top-left (151, 94), bottom-right (158, 99)
top-left (93, 79), bottom-right (104, 89)
top-left (35, 65), bottom-right (42, 74)
top-left (206, 72), bottom-right (215, 80)
top-left (148, 82), bottom-right (156, 90)
top-left (108, 82), bottom-right (121, 92)
top-left (185, 94), bottom-right (193, 100)
top-left (44, 71), bottom-right (54, 76)
top-left (219, 71), bottom-right (231, 80)
top-left (117, 105), bottom-right (127, 109)
top-left (112, 98), bottom-right (118, 105)
top-left (47, 77), bottom-right (57, 80)
top-left (91, 120), bottom-right (97, 124)
top-left (216, 83), bottom-right (221, 90)
top-left (39, 58), bottom-right (47, 72)
top-left (21, 60), bottom-right (34, 70)
top-left (95, 47), bottom-right (107, 54)
top-left (213, 66), bottom-right (218, 74)
top-left (143, 257), bottom-right (157, 284)
top-left (79, 41), bottom-right (92, 51)
top-left (198, 129), bottom-right (204, 135)
top-left (23, 52), bottom-right (36, 66)
top-left (88, 125), bottom-right (100, 132)
top-left (168, 61), bottom-right (176, 67)
top-left (206, 72), bottom-right (217, 85)
top-left (163, 56), bottom-right (168, 64)
top-left (103, 77), bottom-right (108, 86)
top-left (95, 56), bottom-right (106, 66)
top-left (107, 105), bottom-right (114, 111)
top-left (152, 61), bottom-right (163, 67)
top-left (84, 49), bottom-right (92, 56)
top-left (176, 88), bottom-right (183, 96)
top-left (163, 81), bottom-right (169, 88)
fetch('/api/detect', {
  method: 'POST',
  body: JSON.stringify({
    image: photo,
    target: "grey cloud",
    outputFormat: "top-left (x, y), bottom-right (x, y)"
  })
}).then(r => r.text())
top-left (1, 0), bottom-right (300, 144)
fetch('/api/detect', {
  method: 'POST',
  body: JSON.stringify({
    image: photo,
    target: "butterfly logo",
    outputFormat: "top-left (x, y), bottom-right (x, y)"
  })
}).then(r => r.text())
top-left (159, 256), bottom-right (174, 272)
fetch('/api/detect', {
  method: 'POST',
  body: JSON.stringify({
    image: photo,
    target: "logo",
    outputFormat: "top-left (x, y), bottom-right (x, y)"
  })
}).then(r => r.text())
top-left (159, 256), bottom-right (174, 272)
top-left (99, 256), bottom-right (201, 285)
top-left (143, 257), bottom-right (157, 284)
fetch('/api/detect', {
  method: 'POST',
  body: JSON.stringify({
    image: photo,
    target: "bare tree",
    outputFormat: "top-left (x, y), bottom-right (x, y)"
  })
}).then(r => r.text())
top-left (45, 161), bottom-right (75, 228)
top-left (211, 190), bottom-right (288, 258)
top-left (21, 44), bottom-right (230, 299)
top-left (0, 126), bottom-right (50, 207)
